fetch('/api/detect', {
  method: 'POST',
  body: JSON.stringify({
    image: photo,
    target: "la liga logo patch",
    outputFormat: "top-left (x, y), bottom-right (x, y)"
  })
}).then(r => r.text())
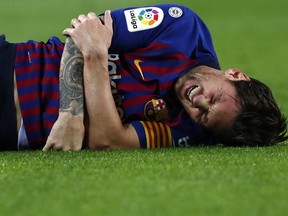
top-left (138, 8), bottom-right (159, 26)
top-left (124, 7), bottom-right (164, 32)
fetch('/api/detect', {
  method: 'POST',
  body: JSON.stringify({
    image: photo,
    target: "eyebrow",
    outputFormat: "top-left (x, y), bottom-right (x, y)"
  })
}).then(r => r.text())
top-left (225, 92), bottom-right (238, 102)
top-left (202, 90), bottom-right (235, 129)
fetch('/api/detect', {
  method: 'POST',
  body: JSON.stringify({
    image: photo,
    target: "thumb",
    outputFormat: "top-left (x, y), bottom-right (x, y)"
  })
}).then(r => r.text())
top-left (104, 10), bottom-right (113, 32)
top-left (62, 28), bottom-right (74, 37)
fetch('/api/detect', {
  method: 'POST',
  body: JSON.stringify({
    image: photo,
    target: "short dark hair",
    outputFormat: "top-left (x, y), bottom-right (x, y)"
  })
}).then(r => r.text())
top-left (218, 78), bottom-right (288, 147)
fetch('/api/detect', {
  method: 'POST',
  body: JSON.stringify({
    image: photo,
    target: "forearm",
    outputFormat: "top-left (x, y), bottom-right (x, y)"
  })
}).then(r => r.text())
top-left (43, 37), bottom-right (85, 151)
top-left (59, 37), bottom-right (84, 116)
top-left (84, 53), bottom-right (139, 150)
top-left (62, 10), bottom-right (139, 150)
top-left (84, 52), bottom-right (120, 146)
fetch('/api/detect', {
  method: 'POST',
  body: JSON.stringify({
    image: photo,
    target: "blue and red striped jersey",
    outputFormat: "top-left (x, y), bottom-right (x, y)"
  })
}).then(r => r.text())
top-left (109, 4), bottom-right (219, 148)
top-left (15, 37), bottom-right (63, 149)
top-left (14, 4), bottom-right (219, 149)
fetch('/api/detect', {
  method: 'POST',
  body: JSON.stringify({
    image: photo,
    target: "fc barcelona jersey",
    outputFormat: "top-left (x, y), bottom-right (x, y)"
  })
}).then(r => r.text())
top-left (14, 4), bottom-right (219, 149)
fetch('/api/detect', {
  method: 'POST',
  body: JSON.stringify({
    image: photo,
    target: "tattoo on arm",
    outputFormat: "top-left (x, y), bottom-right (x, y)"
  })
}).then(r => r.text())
top-left (59, 37), bottom-right (84, 115)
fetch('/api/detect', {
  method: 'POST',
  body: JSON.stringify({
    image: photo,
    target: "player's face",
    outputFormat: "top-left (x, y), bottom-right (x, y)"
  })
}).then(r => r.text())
top-left (175, 66), bottom-right (250, 132)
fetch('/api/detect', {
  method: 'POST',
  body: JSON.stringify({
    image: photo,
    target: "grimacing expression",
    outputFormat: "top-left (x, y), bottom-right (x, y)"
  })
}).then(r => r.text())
top-left (174, 66), bottom-right (250, 133)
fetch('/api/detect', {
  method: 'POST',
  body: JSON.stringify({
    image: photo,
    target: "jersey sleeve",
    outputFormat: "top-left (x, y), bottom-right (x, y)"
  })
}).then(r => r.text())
top-left (130, 112), bottom-right (211, 149)
top-left (109, 4), bottom-right (219, 68)
top-left (131, 121), bottom-right (173, 148)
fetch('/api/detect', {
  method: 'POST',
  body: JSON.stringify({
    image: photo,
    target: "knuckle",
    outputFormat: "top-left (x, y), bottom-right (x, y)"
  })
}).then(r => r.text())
top-left (87, 12), bottom-right (96, 16)
top-left (71, 18), bottom-right (77, 24)
top-left (78, 14), bottom-right (85, 19)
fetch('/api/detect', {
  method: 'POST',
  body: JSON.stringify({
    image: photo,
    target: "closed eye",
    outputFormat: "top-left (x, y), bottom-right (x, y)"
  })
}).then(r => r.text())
top-left (201, 88), bottom-right (222, 126)
top-left (213, 87), bottom-right (223, 103)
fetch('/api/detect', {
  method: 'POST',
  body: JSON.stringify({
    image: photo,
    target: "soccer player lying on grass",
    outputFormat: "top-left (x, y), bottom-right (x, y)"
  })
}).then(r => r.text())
top-left (0, 4), bottom-right (287, 151)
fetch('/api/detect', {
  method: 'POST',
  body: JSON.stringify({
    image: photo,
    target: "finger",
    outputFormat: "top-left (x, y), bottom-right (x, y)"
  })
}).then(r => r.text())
top-left (42, 146), bottom-right (49, 151)
top-left (87, 12), bottom-right (102, 25)
top-left (87, 12), bottom-right (96, 18)
top-left (71, 18), bottom-right (80, 28)
top-left (44, 143), bottom-right (62, 151)
top-left (42, 142), bottom-right (53, 151)
top-left (104, 10), bottom-right (113, 30)
top-left (52, 145), bottom-right (63, 151)
top-left (62, 28), bottom-right (74, 36)
top-left (78, 14), bottom-right (87, 22)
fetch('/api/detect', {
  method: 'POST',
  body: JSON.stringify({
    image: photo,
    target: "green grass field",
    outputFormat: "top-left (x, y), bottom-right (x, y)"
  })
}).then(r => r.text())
top-left (1, 0), bottom-right (288, 215)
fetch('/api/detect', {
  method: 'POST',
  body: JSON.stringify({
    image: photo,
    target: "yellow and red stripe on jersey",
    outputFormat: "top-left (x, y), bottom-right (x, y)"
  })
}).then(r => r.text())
top-left (140, 121), bottom-right (173, 148)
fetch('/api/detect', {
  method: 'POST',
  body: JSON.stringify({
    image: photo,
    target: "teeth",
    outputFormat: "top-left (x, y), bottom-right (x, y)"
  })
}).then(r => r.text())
top-left (187, 86), bottom-right (200, 101)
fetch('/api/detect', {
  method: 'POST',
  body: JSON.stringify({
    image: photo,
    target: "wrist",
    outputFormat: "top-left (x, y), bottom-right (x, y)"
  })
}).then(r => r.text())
top-left (58, 111), bottom-right (84, 119)
top-left (83, 48), bottom-right (108, 63)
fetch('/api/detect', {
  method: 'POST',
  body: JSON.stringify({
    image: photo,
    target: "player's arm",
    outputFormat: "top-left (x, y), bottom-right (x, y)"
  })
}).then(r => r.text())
top-left (63, 11), bottom-right (140, 150)
top-left (43, 37), bottom-right (85, 151)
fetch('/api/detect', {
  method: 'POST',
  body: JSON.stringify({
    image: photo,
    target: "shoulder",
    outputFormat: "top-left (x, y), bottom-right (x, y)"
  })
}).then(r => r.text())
top-left (112, 4), bottom-right (201, 27)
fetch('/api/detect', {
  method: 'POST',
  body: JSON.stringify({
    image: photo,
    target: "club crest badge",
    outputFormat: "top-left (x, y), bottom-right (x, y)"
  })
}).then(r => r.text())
top-left (144, 98), bottom-right (169, 122)
top-left (168, 7), bottom-right (183, 18)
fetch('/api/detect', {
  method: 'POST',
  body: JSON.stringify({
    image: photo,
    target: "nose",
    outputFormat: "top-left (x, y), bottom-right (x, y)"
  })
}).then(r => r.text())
top-left (196, 98), bottom-right (210, 111)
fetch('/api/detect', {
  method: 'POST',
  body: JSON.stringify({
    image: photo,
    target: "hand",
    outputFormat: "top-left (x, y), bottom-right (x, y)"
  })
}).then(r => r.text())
top-left (62, 10), bottom-right (113, 57)
top-left (43, 113), bottom-right (85, 151)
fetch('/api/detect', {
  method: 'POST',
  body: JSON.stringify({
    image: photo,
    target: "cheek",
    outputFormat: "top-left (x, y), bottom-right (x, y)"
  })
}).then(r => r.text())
top-left (181, 102), bottom-right (192, 114)
top-left (183, 107), bottom-right (201, 122)
top-left (210, 101), bottom-right (239, 129)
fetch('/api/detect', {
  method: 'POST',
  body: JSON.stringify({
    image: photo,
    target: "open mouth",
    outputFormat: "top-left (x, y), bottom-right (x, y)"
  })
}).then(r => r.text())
top-left (186, 85), bottom-right (201, 101)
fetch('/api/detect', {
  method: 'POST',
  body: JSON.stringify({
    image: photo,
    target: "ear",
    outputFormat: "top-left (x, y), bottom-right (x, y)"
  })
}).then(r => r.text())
top-left (224, 69), bottom-right (250, 81)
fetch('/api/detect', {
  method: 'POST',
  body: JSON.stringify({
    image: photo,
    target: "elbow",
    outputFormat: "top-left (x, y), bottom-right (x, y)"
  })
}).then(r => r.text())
top-left (85, 125), bottom-right (139, 150)
top-left (85, 125), bottom-right (114, 150)
top-left (88, 137), bottom-right (112, 150)
top-left (87, 133), bottom-right (119, 150)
